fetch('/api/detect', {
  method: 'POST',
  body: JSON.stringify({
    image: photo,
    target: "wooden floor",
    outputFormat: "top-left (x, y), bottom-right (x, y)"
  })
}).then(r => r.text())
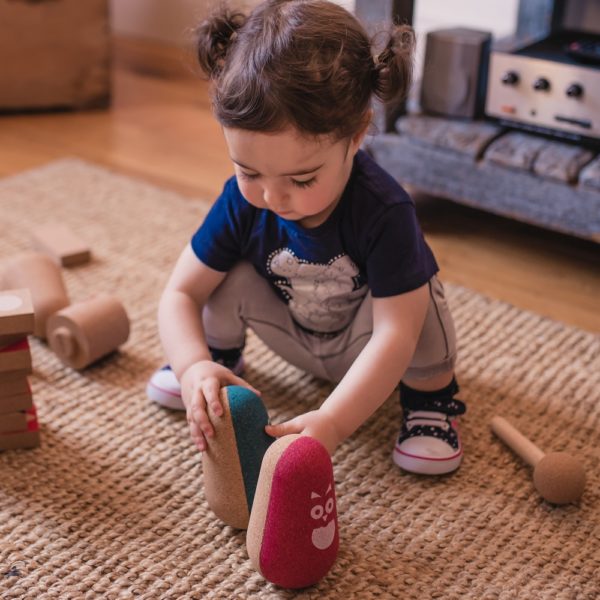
top-left (1, 37), bottom-right (598, 332)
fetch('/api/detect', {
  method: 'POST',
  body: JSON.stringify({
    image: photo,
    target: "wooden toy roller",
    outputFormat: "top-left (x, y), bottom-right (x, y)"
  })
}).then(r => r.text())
top-left (490, 416), bottom-right (586, 505)
top-left (46, 295), bottom-right (130, 369)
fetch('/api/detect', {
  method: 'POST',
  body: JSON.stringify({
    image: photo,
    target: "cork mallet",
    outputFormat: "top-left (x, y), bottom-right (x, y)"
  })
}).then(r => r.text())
top-left (490, 416), bottom-right (586, 505)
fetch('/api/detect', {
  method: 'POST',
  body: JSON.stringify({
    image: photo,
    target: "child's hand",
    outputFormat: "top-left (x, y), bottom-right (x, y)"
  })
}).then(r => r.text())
top-left (265, 410), bottom-right (342, 455)
top-left (180, 360), bottom-right (260, 452)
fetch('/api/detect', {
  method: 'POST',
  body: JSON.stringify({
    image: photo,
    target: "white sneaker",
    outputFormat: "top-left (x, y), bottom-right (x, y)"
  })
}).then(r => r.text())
top-left (146, 357), bottom-right (245, 411)
top-left (146, 366), bottom-right (184, 410)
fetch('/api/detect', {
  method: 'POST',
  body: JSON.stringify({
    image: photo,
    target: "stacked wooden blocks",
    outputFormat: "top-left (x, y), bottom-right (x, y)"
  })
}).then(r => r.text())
top-left (0, 289), bottom-right (39, 450)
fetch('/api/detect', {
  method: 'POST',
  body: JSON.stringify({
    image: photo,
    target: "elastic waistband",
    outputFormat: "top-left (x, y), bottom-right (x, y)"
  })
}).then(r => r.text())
top-left (293, 319), bottom-right (347, 340)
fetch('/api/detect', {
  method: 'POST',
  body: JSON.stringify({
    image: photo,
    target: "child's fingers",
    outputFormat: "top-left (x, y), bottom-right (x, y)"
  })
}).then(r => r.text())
top-left (188, 417), bottom-right (207, 451)
top-left (190, 388), bottom-right (214, 440)
top-left (202, 378), bottom-right (223, 418)
top-left (230, 374), bottom-right (261, 396)
top-left (265, 418), bottom-right (302, 438)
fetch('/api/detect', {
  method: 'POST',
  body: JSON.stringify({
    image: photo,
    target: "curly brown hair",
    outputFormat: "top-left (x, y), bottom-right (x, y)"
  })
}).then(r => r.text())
top-left (196, 0), bottom-right (414, 140)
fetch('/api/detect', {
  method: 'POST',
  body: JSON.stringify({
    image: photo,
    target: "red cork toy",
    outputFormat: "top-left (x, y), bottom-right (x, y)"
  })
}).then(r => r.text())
top-left (247, 434), bottom-right (339, 589)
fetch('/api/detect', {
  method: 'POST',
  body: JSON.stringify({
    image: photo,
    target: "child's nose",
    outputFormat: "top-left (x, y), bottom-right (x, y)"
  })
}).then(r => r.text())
top-left (263, 187), bottom-right (287, 210)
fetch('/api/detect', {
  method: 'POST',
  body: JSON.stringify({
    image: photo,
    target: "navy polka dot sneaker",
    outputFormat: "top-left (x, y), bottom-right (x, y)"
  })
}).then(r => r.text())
top-left (393, 379), bottom-right (466, 475)
top-left (146, 349), bottom-right (244, 411)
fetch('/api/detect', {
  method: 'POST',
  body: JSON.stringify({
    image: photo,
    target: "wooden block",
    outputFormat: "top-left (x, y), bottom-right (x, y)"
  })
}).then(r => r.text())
top-left (0, 373), bottom-right (32, 410)
top-left (0, 289), bottom-right (34, 337)
top-left (0, 391), bottom-right (33, 414)
top-left (0, 430), bottom-right (40, 451)
top-left (203, 386), bottom-right (273, 529)
top-left (0, 334), bottom-right (27, 350)
top-left (247, 435), bottom-right (339, 589)
top-left (0, 372), bottom-right (31, 399)
top-left (0, 0), bottom-right (110, 110)
top-left (0, 407), bottom-right (40, 450)
top-left (31, 222), bottom-right (91, 267)
top-left (0, 340), bottom-right (32, 375)
top-left (2, 253), bottom-right (70, 339)
top-left (0, 411), bottom-right (28, 434)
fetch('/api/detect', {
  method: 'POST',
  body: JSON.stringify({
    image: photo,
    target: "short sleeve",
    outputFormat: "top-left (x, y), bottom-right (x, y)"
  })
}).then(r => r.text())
top-left (190, 177), bottom-right (249, 272)
top-left (365, 202), bottom-right (438, 297)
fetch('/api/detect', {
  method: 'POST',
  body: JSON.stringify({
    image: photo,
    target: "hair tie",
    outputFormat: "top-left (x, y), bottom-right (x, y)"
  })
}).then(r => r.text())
top-left (376, 46), bottom-right (394, 68)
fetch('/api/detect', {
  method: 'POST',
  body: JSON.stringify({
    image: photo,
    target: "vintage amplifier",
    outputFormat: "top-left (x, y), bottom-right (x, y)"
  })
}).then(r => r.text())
top-left (485, 31), bottom-right (600, 145)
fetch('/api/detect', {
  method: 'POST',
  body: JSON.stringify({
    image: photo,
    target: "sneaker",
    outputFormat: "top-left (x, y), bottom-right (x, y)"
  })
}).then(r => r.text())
top-left (146, 365), bottom-right (185, 410)
top-left (393, 396), bottom-right (466, 476)
top-left (146, 354), bottom-right (244, 410)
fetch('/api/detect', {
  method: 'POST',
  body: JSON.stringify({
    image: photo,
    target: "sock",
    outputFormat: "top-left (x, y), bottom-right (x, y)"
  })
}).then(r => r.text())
top-left (209, 346), bottom-right (243, 369)
top-left (399, 377), bottom-right (465, 416)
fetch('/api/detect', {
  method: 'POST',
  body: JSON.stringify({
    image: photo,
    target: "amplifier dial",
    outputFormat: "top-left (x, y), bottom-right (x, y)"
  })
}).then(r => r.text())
top-left (566, 83), bottom-right (584, 98)
top-left (501, 71), bottom-right (519, 85)
top-left (533, 77), bottom-right (551, 91)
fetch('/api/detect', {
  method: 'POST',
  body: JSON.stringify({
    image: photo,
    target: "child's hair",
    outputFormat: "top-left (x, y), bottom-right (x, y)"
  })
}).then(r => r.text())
top-left (196, 0), bottom-right (414, 140)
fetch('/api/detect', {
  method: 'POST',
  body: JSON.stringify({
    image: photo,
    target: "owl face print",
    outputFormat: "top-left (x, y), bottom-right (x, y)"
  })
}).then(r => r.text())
top-left (310, 484), bottom-right (336, 550)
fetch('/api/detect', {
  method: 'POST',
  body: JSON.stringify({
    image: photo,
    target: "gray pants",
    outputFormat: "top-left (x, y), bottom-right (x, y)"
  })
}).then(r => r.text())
top-left (203, 262), bottom-right (457, 384)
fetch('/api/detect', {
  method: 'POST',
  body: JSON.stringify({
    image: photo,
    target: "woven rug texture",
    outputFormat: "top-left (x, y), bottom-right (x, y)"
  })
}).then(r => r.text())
top-left (0, 159), bottom-right (598, 600)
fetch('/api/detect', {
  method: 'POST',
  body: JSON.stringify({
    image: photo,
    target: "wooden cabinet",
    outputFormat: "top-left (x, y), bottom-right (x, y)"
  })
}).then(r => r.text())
top-left (0, 0), bottom-right (111, 111)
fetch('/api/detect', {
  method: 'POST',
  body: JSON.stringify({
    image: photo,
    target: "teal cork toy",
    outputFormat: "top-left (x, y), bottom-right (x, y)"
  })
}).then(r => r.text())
top-left (202, 385), bottom-right (273, 529)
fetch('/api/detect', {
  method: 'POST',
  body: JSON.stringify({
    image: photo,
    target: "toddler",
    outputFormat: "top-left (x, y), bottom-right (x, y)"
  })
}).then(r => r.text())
top-left (147, 0), bottom-right (466, 475)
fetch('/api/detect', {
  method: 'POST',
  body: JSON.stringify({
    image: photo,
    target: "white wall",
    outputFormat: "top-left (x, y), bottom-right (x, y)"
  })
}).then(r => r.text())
top-left (412, 0), bottom-right (520, 89)
top-left (111, 0), bottom-right (355, 45)
top-left (111, 0), bottom-right (519, 53)
top-left (110, 0), bottom-right (209, 45)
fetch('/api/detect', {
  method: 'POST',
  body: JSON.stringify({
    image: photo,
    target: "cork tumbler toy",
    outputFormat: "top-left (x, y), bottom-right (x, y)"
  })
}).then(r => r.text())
top-left (491, 416), bottom-right (586, 504)
top-left (46, 294), bottom-right (130, 369)
top-left (202, 385), bottom-right (274, 529)
top-left (247, 434), bottom-right (339, 589)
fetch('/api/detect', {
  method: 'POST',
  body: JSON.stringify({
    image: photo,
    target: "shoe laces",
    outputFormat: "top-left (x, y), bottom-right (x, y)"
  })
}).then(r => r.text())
top-left (405, 411), bottom-right (450, 431)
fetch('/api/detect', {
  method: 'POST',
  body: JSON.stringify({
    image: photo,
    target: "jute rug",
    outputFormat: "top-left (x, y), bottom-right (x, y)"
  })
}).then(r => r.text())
top-left (0, 159), bottom-right (598, 600)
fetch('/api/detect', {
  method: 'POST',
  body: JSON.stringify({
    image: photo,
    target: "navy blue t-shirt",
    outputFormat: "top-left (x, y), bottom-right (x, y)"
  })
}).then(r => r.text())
top-left (191, 150), bottom-right (438, 333)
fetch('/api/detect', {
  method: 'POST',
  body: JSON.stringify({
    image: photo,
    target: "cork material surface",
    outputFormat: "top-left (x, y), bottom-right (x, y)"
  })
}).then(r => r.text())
top-left (247, 435), bottom-right (299, 574)
top-left (0, 159), bottom-right (598, 599)
top-left (202, 388), bottom-right (251, 530)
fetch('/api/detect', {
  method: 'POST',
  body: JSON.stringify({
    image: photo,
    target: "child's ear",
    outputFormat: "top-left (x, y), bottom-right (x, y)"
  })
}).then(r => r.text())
top-left (349, 109), bottom-right (373, 154)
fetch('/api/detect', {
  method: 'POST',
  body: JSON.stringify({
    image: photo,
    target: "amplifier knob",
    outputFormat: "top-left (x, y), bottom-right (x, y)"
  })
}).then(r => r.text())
top-left (566, 83), bottom-right (584, 98)
top-left (501, 71), bottom-right (519, 85)
top-left (533, 78), bottom-right (551, 91)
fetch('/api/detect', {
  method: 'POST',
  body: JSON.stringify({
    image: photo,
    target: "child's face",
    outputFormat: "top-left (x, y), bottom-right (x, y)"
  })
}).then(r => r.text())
top-left (223, 126), bottom-right (363, 228)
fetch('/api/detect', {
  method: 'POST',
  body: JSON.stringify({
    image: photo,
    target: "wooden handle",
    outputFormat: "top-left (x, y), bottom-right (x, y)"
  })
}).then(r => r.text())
top-left (490, 416), bottom-right (545, 467)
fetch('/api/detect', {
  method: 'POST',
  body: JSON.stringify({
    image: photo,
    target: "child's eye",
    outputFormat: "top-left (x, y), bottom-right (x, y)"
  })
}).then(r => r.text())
top-left (292, 177), bottom-right (316, 189)
top-left (239, 171), bottom-right (259, 181)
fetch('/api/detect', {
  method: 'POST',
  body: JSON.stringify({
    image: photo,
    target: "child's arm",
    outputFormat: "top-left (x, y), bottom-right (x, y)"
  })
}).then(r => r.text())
top-left (266, 284), bottom-right (429, 453)
top-left (159, 244), bottom-right (259, 450)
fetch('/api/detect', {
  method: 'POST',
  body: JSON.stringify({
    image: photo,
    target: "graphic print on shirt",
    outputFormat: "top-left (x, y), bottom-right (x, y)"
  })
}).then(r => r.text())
top-left (267, 248), bottom-right (367, 333)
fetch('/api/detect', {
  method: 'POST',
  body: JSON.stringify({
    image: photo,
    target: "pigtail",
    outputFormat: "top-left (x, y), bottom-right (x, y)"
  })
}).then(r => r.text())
top-left (196, 6), bottom-right (247, 80)
top-left (372, 25), bottom-right (415, 106)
